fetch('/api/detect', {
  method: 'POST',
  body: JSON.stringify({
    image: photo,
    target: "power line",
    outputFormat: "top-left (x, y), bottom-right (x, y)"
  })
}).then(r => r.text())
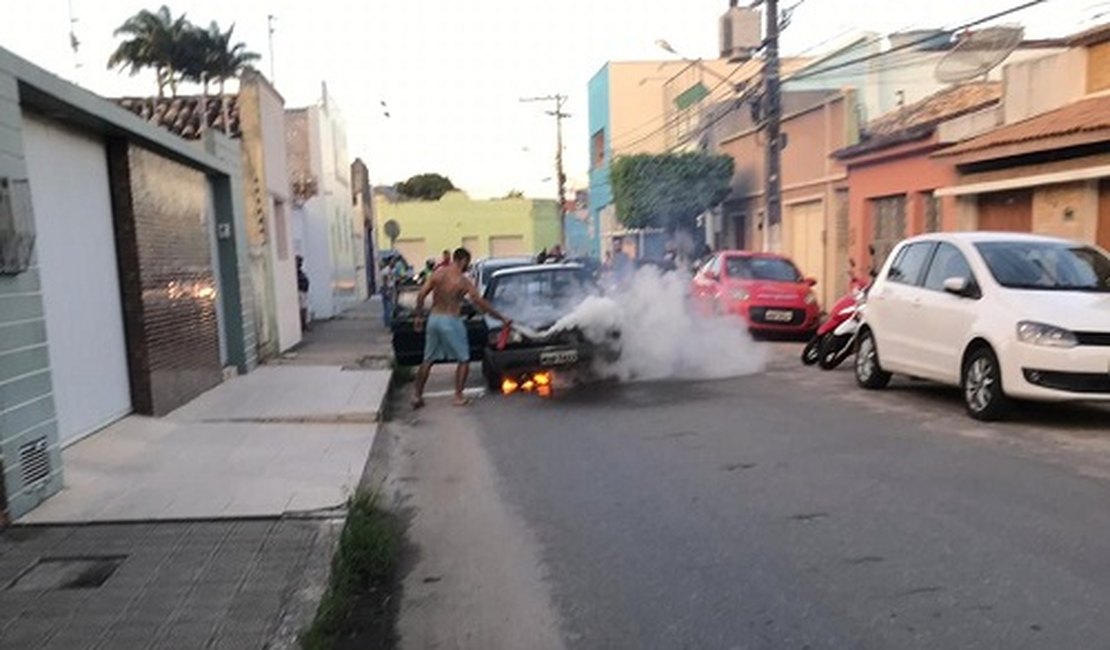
top-left (788, 0), bottom-right (1049, 82)
top-left (615, 63), bottom-right (752, 151)
top-left (670, 0), bottom-right (1051, 153)
top-left (522, 94), bottom-right (570, 246)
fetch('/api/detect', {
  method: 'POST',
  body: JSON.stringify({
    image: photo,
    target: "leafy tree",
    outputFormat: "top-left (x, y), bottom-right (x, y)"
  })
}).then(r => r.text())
top-left (609, 152), bottom-right (734, 233)
top-left (108, 6), bottom-right (192, 97)
top-left (396, 173), bottom-right (456, 201)
top-left (108, 7), bottom-right (259, 98)
top-left (205, 23), bottom-right (260, 94)
top-left (503, 189), bottom-right (524, 199)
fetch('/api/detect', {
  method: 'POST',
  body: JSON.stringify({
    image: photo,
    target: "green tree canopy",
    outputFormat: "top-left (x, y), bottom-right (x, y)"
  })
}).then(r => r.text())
top-left (108, 6), bottom-right (259, 97)
top-left (396, 173), bottom-right (456, 201)
top-left (609, 152), bottom-right (734, 233)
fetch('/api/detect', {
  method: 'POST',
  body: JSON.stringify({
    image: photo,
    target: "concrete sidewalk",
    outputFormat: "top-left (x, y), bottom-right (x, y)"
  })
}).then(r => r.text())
top-left (17, 301), bottom-right (392, 525)
top-left (1, 299), bottom-right (395, 649)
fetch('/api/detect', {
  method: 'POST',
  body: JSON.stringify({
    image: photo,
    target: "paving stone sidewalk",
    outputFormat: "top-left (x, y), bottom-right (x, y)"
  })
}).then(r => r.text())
top-left (0, 519), bottom-right (338, 650)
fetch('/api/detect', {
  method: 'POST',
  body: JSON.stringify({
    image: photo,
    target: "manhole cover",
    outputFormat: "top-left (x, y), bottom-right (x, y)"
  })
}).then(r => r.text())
top-left (6, 555), bottom-right (126, 592)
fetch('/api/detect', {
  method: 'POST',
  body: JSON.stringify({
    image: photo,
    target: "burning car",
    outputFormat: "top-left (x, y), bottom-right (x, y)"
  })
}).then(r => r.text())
top-left (482, 264), bottom-right (621, 393)
top-left (390, 263), bottom-right (621, 395)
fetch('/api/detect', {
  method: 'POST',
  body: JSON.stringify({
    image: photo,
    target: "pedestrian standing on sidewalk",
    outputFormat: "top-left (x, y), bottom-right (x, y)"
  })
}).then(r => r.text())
top-left (434, 249), bottom-right (451, 270)
top-left (379, 259), bottom-right (396, 328)
top-left (411, 247), bottom-right (512, 408)
top-left (297, 255), bottom-right (311, 332)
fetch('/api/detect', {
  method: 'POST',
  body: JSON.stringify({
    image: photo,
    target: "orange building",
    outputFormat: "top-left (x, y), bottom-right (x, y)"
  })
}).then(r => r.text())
top-left (717, 90), bottom-right (858, 305)
top-left (832, 83), bottom-right (1002, 274)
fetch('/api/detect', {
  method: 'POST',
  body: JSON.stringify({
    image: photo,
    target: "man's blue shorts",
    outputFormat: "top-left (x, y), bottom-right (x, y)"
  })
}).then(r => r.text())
top-left (424, 314), bottom-right (470, 363)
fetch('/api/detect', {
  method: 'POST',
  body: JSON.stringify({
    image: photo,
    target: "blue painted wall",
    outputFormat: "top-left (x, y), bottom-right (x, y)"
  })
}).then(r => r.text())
top-left (586, 64), bottom-right (611, 259)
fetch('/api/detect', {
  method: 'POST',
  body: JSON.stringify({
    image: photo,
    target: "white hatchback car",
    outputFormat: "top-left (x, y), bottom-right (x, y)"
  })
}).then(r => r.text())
top-left (856, 232), bottom-right (1110, 420)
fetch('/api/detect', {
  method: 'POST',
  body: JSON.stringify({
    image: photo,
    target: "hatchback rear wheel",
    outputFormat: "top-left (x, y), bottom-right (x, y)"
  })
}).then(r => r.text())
top-left (962, 346), bottom-right (1009, 421)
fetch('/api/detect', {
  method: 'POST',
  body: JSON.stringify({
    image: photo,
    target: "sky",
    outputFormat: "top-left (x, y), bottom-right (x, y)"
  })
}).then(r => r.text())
top-left (0, 0), bottom-right (1103, 199)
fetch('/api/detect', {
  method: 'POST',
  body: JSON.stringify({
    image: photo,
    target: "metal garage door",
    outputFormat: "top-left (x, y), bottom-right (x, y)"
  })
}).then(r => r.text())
top-left (489, 235), bottom-right (525, 257)
top-left (786, 200), bottom-right (825, 294)
top-left (394, 238), bottom-right (427, 267)
top-left (23, 116), bottom-right (132, 445)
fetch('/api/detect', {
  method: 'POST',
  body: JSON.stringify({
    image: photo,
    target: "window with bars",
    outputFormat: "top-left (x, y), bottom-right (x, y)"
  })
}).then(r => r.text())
top-left (923, 192), bottom-right (941, 233)
top-left (870, 194), bottom-right (907, 272)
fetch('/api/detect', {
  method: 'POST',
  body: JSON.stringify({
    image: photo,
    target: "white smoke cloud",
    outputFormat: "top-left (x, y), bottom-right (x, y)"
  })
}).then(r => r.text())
top-left (547, 266), bottom-right (767, 381)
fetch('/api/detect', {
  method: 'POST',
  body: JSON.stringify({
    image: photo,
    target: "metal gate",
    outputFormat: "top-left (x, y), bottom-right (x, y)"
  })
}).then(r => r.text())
top-left (870, 194), bottom-right (907, 273)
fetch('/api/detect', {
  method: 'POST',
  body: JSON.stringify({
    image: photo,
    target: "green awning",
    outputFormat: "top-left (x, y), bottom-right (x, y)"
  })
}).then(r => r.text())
top-left (674, 82), bottom-right (710, 110)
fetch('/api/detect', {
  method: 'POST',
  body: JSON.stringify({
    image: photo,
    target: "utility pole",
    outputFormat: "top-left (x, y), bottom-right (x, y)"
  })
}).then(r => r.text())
top-left (763, 0), bottom-right (781, 251)
top-left (267, 14), bottom-right (277, 83)
top-left (761, 0), bottom-right (783, 253)
top-left (521, 94), bottom-right (570, 247)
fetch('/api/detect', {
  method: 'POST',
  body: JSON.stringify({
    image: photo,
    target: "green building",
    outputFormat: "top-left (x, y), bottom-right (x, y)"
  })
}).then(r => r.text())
top-left (375, 191), bottom-right (560, 266)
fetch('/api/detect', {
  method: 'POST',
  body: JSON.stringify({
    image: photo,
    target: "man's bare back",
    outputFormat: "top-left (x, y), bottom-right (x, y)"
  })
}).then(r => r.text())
top-left (427, 266), bottom-right (472, 316)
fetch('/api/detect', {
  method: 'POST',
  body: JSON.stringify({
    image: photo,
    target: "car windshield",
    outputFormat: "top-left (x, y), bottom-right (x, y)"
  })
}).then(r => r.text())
top-left (489, 269), bottom-right (598, 320)
top-left (975, 241), bottom-right (1110, 292)
top-left (725, 256), bottom-right (802, 282)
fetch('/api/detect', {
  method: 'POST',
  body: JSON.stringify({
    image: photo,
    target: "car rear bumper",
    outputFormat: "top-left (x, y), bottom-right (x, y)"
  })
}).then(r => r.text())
top-left (1002, 342), bottom-right (1110, 402)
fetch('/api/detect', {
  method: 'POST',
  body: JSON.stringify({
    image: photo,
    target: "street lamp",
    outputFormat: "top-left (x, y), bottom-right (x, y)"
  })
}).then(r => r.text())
top-left (655, 39), bottom-right (677, 55)
top-left (655, 38), bottom-right (740, 88)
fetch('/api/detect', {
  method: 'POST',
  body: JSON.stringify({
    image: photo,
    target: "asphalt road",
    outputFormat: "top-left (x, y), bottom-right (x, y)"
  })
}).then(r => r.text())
top-left (389, 347), bottom-right (1110, 650)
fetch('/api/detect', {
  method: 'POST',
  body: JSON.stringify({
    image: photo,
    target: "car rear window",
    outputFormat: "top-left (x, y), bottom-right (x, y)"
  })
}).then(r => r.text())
top-left (725, 256), bottom-right (802, 282)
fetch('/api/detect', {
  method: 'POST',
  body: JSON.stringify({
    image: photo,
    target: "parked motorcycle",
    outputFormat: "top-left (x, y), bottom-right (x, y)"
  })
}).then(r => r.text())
top-left (801, 273), bottom-right (869, 367)
top-left (817, 294), bottom-right (865, 369)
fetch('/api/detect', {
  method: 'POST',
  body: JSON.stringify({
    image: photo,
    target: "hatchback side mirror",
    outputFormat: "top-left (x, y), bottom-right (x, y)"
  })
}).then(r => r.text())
top-left (943, 276), bottom-right (978, 298)
top-left (805, 277), bottom-right (818, 287)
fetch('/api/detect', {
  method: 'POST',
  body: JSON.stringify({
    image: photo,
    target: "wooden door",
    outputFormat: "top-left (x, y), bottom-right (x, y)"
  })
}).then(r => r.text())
top-left (1099, 180), bottom-right (1110, 251)
top-left (978, 189), bottom-right (1033, 232)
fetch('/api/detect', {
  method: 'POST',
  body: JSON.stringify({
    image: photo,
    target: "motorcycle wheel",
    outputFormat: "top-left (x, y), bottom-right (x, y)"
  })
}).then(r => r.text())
top-left (818, 334), bottom-right (853, 370)
top-left (801, 336), bottom-right (822, 366)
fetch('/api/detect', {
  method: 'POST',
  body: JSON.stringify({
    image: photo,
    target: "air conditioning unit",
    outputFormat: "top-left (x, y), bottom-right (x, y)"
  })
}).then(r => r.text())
top-left (720, 6), bottom-right (762, 62)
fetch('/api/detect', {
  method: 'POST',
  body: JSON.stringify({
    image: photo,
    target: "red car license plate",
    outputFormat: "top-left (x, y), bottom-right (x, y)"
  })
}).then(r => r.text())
top-left (765, 310), bottom-right (793, 322)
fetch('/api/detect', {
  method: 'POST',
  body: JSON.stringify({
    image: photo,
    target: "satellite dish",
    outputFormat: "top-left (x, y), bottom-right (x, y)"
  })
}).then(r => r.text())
top-left (935, 25), bottom-right (1024, 84)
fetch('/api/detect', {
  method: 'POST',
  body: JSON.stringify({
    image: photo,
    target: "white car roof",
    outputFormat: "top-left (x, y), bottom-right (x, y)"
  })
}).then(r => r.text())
top-left (489, 262), bottom-right (585, 279)
top-left (902, 231), bottom-right (1083, 246)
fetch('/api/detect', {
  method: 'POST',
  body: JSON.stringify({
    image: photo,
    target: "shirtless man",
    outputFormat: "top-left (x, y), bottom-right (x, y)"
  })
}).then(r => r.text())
top-left (413, 247), bottom-right (511, 407)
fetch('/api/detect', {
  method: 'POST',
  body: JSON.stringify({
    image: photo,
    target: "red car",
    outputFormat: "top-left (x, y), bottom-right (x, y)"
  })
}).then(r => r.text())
top-left (692, 251), bottom-right (821, 337)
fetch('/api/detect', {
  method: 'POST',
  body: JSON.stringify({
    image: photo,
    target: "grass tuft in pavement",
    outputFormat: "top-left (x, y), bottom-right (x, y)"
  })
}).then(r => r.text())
top-left (301, 491), bottom-right (403, 650)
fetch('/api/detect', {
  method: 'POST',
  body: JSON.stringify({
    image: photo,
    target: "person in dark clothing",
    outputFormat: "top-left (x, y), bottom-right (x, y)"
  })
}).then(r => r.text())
top-left (296, 255), bottom-right (310, 332)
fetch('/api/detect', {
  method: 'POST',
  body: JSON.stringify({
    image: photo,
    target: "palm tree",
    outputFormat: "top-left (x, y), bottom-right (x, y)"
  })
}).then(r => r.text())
top-left (208, 24), bottom-right (260, 95)
top-left (107, 6), bottom-right (191, 97)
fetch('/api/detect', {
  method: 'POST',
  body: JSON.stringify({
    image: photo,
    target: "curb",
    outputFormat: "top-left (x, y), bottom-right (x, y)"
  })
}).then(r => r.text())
top-left (266, 365), bottom-right (396, 650)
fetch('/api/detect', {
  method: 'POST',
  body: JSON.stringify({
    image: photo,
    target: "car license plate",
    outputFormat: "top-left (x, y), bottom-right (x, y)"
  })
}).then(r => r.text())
top-left (540, 349), bottom-right (578, 366)
top-left (765, 309), bottom-right (793, 323)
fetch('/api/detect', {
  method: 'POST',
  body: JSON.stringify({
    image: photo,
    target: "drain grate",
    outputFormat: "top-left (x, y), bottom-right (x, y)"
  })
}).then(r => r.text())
top-left (18, 436), bottom-right (50, 486)
top-left (6, 555), bottom-right (126, 592)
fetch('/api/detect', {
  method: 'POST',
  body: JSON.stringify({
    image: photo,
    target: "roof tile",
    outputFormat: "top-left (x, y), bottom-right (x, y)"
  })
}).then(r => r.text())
top-left (116, 95), bottom-right (241, 140)
top-left (935, 93), bottom-right (1110, 158)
